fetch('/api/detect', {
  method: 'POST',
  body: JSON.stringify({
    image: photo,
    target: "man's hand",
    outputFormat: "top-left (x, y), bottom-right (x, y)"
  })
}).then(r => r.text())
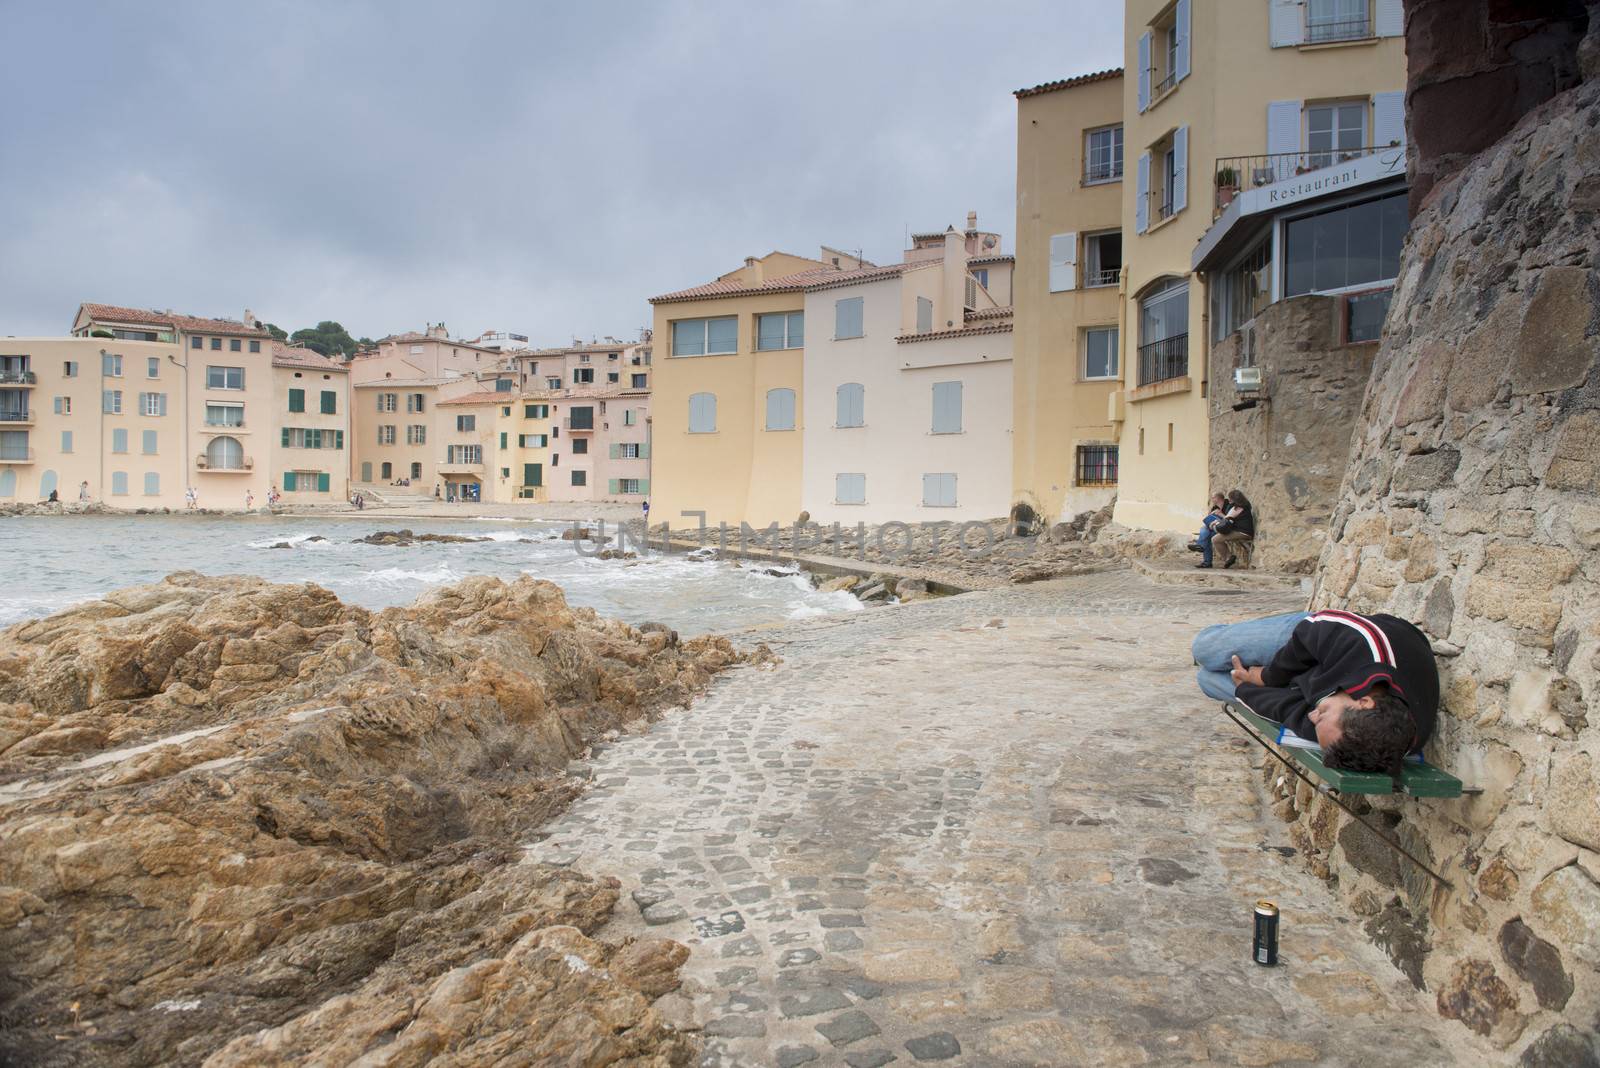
top-left (1231, 655), bottom-right (1266, 688)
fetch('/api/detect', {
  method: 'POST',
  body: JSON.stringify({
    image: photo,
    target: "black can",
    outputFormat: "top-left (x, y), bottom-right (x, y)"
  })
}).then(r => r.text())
top-left (1253, 900), bottom-right (1280, 966)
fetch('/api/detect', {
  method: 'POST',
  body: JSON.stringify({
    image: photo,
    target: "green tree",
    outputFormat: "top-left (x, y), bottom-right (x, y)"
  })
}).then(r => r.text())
top-left (262, 323), bottom-right (289, 342)
top-left (288, 321), bottom-right (361, 358)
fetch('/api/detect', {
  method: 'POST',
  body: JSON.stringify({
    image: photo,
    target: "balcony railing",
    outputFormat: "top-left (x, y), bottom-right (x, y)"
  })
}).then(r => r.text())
top-left (0, 370), bottom-right (36, 385)
top-left (0, 410), bottom-right (31, 423)
top-left (1214, 144), bottom-right (1394, 202)
top-left (0, 446), bottom-right (35, 463)
top-left (1147, 193), bottom-right (1176, 225)
top-left (195, 454), bottom-right (253, 471)
top-left (1153, 68), bottom-right (1177, 97)
top-left (1085, 267), bottom-right (1121, 288)
top-left (1306, 16), bottom-right (1371, 44)
top-left (562, 418), bottom-right (595, 432)
top-left (1137, 334), bottom-right (1189, 386)
top-left (1084, 162), bottom-right (1123, 184)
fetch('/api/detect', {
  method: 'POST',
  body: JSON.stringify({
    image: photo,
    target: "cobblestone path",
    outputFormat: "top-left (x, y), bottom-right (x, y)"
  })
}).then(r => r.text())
top-left (530, 572), bottom-right (1463, 1066)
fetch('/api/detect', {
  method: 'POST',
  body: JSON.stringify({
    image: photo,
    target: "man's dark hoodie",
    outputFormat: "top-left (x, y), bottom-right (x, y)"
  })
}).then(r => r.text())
top-left (1235, 610), bottom-right (1438, 752)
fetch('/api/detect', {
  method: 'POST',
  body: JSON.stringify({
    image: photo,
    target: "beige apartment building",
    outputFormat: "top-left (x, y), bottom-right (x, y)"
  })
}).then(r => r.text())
top-left (271, 343), bottom-right (352, 501)
top-left (1011, 68), bottom-right (1127, 524)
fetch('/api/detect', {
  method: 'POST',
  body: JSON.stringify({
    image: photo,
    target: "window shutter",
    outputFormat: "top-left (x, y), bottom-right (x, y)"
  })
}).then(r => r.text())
top-left (281, 427), bottom-right (290, 447)
top-left (609, 479), bottom-right (620, 495)
top-left (640, 442), bottom-right (650, 459)
top-left (158, 393), bottom-right (168, 416)
top-left (1137, 31), bottom-right (1151, 111)
top-left (284, 471), bottom-right (297, 491)
top-left (1048, 233), bottom-right (1077, 293)
top-left (318, 472), bottom-right (330, 493)
top-left (610, 443), bottom-right (620, 459)
top-left (1268, 0), bottom-right (1303, 46)
top-left (1175, 0), bottom-right (1191, 82)
top-left (639, 478), bottom-right (649, 494)
top-left (1375, 0), bottom-right (1403, 38)
top-left (1172, 126), bottom-right (1189, 214)
top-left (321, 391), bottom-right (336, 414)
top-left (289, 388), bottom-right (304, 412)
top-left (1373, 91), bottom-right (1406, 147)
top-left (1135, 153), bottom-right (1151, 233)
top-left (1266, 100), bottom-right (1302, 181)
top-left (335, 430), bottom-right (343, 450)
top-left (53, 397), bottom-right (61, 414)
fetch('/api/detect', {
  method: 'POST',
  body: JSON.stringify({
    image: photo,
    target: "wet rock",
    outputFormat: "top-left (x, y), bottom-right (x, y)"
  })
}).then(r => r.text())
top-left (816, 1009), bottom-right (881, 1047)
top-left (1497, 918), bottom-right (1572, 1011)
top-left (854, 581), bottom-right (890, 603)
top-left (819, 575), bottom-right (861, 593)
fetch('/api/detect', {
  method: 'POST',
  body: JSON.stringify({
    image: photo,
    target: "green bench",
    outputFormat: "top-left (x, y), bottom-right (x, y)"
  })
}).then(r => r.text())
top-left (1224, 699), bottom-right (1466, 798)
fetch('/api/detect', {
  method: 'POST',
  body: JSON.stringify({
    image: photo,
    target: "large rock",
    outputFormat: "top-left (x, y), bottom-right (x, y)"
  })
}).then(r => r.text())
top-left (1530, 864), bottom-right (1600, 968)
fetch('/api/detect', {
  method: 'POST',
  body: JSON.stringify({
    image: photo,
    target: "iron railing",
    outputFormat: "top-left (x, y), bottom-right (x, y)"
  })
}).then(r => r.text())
top-left (563, 417), bottom-right (595, 432)
top-left (1085, 268), bottom-right (1120, 288)
top-left (195, 454), bottom-right (253, 471)
top-left (0, 447), bottom-right (35, 462)
top-left (1084, 161), bottom-right (1123, 184)
top-left (1307, 16), bottom-right (1371, 44)
top-left (0, 370), bottom-right (36, 385)
top-left (1138, 334), bottom-right (1189, 386)
top-left (1075, 446), bottom-right (1118, 487)
top-left (1153, 68), bottom-right (1177, 97)
top-left (1214, 144), bottom-right (1396, 195)
top-left (0, 410), bottom-right (31, 422)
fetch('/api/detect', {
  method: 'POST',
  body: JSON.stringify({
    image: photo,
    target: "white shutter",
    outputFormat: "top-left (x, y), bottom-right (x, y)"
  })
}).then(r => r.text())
top-left (1373, 91), bottom-right (1406, 147)
top-left (1171, 126), bottom-right (1189, 214)
top-left (1135, 153), bottom-right (1151, 233)
top-left (1375, 0), bottom-right (1403, 38)
top-left (1175, 0), bottom-right (1192, 82)
top-left (1269, 0), bottom-right (1303, 47)
top-left (1266, 100), bottom-right (1302, 181)
top-left (1048, 232), bottom-right (1077, 293)
top-left (1137, 31), bottom-right (1151, 112)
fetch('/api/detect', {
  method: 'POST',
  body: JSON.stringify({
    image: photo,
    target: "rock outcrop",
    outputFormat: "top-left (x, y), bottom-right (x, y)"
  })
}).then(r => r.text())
top-left (0, 571), bottom-right (751, 1065)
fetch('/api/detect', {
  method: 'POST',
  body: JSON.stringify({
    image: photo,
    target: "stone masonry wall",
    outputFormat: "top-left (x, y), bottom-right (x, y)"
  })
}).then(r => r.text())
top-left (1282, 14), bottom-right (1600, 1061)
top-left (1209, 295), bottom-right (1378, 574)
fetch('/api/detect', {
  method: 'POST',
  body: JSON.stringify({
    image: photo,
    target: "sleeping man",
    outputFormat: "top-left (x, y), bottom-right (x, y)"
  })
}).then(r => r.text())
top-left (1192, 608), bottom-right (1439, 776)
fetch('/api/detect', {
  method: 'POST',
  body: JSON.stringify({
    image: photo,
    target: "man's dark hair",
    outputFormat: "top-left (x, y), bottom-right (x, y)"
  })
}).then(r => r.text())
top-left (1324, 687), bottom-right (1414, 777)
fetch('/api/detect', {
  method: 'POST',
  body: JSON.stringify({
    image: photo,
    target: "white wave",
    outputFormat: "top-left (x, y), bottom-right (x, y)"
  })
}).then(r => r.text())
top-left (356, 565), bottom-right (463, 587)
top-left (788, 591), bottom-right (866, 620)
top-left (475, 530), bottom-right (535, 542)
top-left (247, 532), bottom-right (330, 550)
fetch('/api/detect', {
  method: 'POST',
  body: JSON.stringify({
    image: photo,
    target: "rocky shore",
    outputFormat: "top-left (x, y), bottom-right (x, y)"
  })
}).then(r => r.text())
top-left (0, 572), bottom-right (762, 1065)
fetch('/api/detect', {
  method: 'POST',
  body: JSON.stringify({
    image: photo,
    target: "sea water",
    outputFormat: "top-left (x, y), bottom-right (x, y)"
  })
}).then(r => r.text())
top-left (0, 514), bottom-right (862, 636)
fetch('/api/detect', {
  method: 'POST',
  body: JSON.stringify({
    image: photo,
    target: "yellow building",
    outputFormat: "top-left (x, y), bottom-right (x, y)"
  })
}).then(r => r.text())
top-left (1011, 68), bottom-right (1127, 524)
top-left (271, 343), bottom-right (352, 502)
top-left (1113, 0), bottom-right (1405, 533)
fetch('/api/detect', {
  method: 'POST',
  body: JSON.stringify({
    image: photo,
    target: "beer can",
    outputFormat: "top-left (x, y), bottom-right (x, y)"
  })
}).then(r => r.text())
top-left (1253, 900), bottom-right (1280, 966)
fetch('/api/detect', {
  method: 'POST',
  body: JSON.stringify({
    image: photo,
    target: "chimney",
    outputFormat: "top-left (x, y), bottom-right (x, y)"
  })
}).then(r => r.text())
top-left (965, 211), bottom-right (977, 231)
top-left (243, 307), bottom-right (255, 326)
top-left (745, 255), bottom-right (765, 283)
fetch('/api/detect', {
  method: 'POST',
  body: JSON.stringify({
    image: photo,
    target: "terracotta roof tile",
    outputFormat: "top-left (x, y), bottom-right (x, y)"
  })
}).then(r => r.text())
top-left (436, 391), bottom-right (507, 407)
top-left (79, 302), bottom-right (272, 338)
top-left (968, 254), bottom-right (1015, 266)
top-left (964, 306), bottom-right (1014, 322)
top-left (895, 322), bottom-right (1014, 344)
top-left (270, 343), bottom-right (348, 372)
top-left (650, 262), bottom-right (921, 305)
top-left (1014, 67), bottom-right (1123, 99)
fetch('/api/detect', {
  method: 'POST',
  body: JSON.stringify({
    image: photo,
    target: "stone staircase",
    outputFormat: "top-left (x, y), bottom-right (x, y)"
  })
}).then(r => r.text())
top-left (1131, 556), bottom-right (1308, 593)
top-left (350, 483), bottom-right (437, 509)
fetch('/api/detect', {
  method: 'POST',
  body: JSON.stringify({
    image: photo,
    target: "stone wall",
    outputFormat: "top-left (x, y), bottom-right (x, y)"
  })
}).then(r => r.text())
top-left (1208, 295), bottom-right (1378, 574)
top-left (1282, 10), bottom-right (1600, 1061)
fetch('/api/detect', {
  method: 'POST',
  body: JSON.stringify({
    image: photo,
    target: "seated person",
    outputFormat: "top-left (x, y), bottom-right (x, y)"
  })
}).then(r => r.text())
top-left (1191, 608), bottom-right (1438, 775)
top-left (1208, 489), bottom-right (1256, 570)
top-left (1188, 493), bottom-right (1228, 564)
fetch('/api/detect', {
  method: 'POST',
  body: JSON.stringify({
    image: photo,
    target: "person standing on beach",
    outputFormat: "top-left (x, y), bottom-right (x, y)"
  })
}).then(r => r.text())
top-left (78, 480), bottom-right (90, 503)
top-left (245, 490), bottom-right (254, 511)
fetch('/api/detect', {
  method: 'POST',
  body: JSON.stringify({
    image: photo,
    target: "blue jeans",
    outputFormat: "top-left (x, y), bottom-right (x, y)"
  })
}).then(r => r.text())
top-left (1192, 611), bottom-right (1309, 702)
top-left (1196, 514), bottom-right (1221, 565)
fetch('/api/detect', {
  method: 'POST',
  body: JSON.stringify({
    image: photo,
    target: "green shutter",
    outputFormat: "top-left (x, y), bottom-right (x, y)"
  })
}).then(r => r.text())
top-left (283, 471), bottom-right (297, 491)
top-left (499, 432), bottom-right (507, 449)
top-left (609, 478), bottom-right (620, 494)
top-left (281, 427), bottom-right (290, 447)
top-left (640, 441), bottom-right (650, 458)
top-left (318, 472), bottom-right (330, 493)
top-left (639, 479), bottom-right (650, 494)
top-left (289, 388), bottom-right (304, 413)
top-left (609, 443), bottom-right (620, 459)
top-left (335, 430), bottom-right (344, 449)
top-left (321, 391), bottom-right (336, 414)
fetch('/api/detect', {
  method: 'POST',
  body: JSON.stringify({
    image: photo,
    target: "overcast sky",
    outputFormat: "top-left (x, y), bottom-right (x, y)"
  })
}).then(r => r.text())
top-left (0, 1), bottom-right (1121, 344)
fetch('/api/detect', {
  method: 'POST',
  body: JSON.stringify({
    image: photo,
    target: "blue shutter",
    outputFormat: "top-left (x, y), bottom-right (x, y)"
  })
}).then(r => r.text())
top-left (931, 382), bottom-right (962, 433)
top-left (1135, 153), bottom-right (1151, 233)
top-left (1172, 126), bottom-right (1189, 214)
top-left (111, 471), bottom-right (128, 496)
top-left (142, 430), bottom-right (156, 454)
top-left (144, 472), bottom-right (159, 495)
top-left (318, 472), bottom-right (330, 493)
top-left (283, 471), bottom-right (297, 491)
top-left (1137, 31), bottom-right (1152, 111)
top-left (1175, 0), bottom-right (1191, 82)
top-left (1373, 91), bottom-right (1405, 147)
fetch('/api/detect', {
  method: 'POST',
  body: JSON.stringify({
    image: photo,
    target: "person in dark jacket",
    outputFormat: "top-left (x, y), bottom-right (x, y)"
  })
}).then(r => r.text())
top-left (1192, 608), bottom-right (1438, 775)
top-left (1208, 489), bottom-right (1255, 570)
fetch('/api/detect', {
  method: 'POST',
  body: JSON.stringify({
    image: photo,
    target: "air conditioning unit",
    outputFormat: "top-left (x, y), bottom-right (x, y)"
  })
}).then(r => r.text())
top-left (1234, 366), bottom-right (1264, 392)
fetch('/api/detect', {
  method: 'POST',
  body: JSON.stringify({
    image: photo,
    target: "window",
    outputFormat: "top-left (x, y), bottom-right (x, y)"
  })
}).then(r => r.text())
top-left (836, 472), bottom-right (866, 505)
top-left (407, 425), bottom-right (427, 445)
top-left (973, 269), bottom-right (989, 288)
top-left (1212, 237), bottom-right (1273, 341)
top-left (572, 438), bottom-right (588, 455)
top-left (835, 382), bottom-right (865, 428)
top-left (569, 406), bottom-right (594, 430)
top-left (571, 470), bottom-right (587, 487)
top-left (519, 433), bottom-right (548, 447)
top-left (102, 353), bottom-right (122, 377)
top-left (63, 360), bottom-right (77, 377)
top-left (688, 392), bottom-right (717, 433)
top-left (207, 366), bottom-right (244, 390)
top-left (321, 390), bottom-right (337, 414)
top-left (249, 340), bottom-right (261, 353)
top-left (623, 409), bottom-right (637, 426)
top-left (190, 337), bottom-right (202, 350)
top-left (757, 311), bottom-right (805, 350)
top-left (456, 414), bottom-right (476, 431)
top-left (447, 444), bottom-right (482, 464)
top-left (1284, 191), bottom-right (1406, 297)
top-left (53, 396), bottom-right (71, 415)
top-left (1306, 101), bottom-right (1367, 167)
top-left (112, 428), bottom-right (128, 453)
top-left (210, 338), bottom-right (222, 350)
top-left (617, 478), bottom-right (643, 494)
top-left (410, 344), bottom-right (425, 355)
top-left (61, 430), bottom-right (72, 453)
top-left (205, 403), bottom-right (243, 426)
top-left (617, 442), bottom-right (642, 458)
top-left (834, 297), bottom-right (864, 339)
top-left (102, 390), bottom-right (122, 414)
top-left (1137, 127), bottom-right (1189, 231)
top-left (916, 296), bottom-right (933, 333)
top-left (546, 377), bottom-right (561, 389)
top-left (1085, 125), bottom-right (1124, 183)
top-left (931, 381), bottom-right (962, 434)
top-left (406, 393), bottom-right (424, 412)
top-left (378, 425), bottom-right (396, 444)
top-left (1346, 289), bottom-right (1394, 343)
top-left (1076, 444), bottom-right (1119, 486)
top-left (1138, 278), bottom-right (1190, 385)
top-left (671, 316), bottom-right (737, 357)
top-left (1307, 0), bottom-right (1371, 43)
top-left (139, 392), bottom-right (167, 416)
top-left (574, 368), bottom-right (595, 384)
top-left (632, 373), bottom-right (647, 388)
top-left (141, 430), bottom-right (157, 455)
top-left (227, 338), bottom-right (240, 352)
top-left (378, 393), bottom-right (398, 412)
top-left (607, 372), bottom-right (619, 383)
top-left (765, 388), bottom-right (796, 431)
top-left (205, 435), bottom-right (244, 469)
top-left (111, 471), bottom-right (129, 496)
top-left (1085, 232), bottom-right (1122, 287)
top-left (147, 356), bottom-right (160, 378)
top-left (1084, 327), bottom-right (1120, 380)
top-left (289, 388), bottom-right (305, 413)
top-left (922, 473), bottom-right (957, 507)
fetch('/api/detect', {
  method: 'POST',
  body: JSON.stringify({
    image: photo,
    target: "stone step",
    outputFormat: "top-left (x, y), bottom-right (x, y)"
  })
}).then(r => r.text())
top-left (1131, 556), bottom-right (1307, 593)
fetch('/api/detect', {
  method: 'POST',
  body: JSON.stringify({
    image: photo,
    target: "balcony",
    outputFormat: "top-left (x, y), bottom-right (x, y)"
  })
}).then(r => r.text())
top-left (1306, 16), bottom-right (1371, 44)
top-left (0, 446), bottom-right (35, 464)
top-left (0, 370), bottom-right (36, 386)
top-left (438, 456), bottom-right (483, 473)
top-left (195, 454), bottom-right (254, 472)
top-left (1138, 334), bottom-right (1189, 386)
top-left (0, 409), bottom-right (32, 424)
top-left (1213, 145), bottom-right (1392, 215)
top-left (1084, 268), bottom-right (1121, 288)
top-left (562, 418), bottom-right (595, 433)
